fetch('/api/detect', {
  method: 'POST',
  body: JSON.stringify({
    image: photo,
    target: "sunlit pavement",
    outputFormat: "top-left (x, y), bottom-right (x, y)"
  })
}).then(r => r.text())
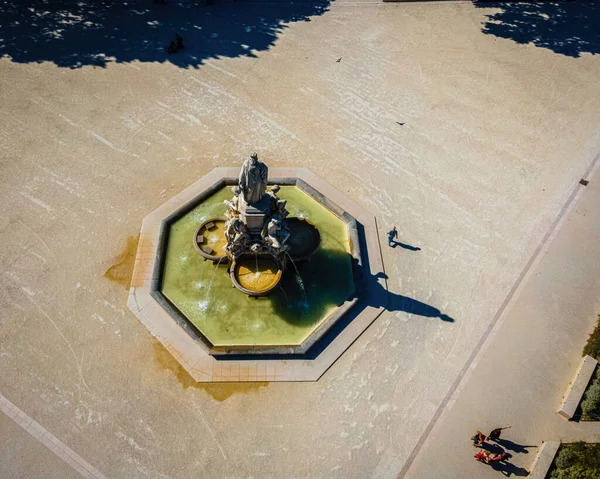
top-left (1, 1), bottom-right (599, 478)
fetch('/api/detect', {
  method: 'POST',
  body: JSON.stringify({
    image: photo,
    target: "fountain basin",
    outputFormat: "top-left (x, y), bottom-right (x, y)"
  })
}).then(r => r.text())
top-left (128, 167), bottom-right (383, 381)
top-left (286, 217), bottom-right (321, 261)
top-left (158, 184), bottom-right (357, 352)
top-left (193, 218), bottom-right (227, 262)
top-left (230, 253), bottom-right (283, 297)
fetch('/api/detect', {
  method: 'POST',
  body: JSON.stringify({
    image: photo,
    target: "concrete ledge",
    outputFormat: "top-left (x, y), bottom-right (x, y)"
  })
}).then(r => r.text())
top-left (558, 355), bottom-right (598, 419)
top-left (529, 441), bottom-right (560, 479)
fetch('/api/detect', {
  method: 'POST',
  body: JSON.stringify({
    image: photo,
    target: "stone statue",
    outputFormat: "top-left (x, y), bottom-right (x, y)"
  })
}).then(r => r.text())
top-left (268, 185), bottom-right (289, 219)
top-left (225, 217), bottom-right (250, 256)
top-left (239, 153), bottom-right (268, 204)
top-left (224, 186), bottom-right (242, 218)
top-left (263, 213), bottom-right (290, 252)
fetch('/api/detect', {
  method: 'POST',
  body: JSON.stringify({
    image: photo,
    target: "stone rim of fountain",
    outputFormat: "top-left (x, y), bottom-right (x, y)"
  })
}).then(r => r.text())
top-left (127, 167), bottom-right (384, 381)
top-left (151, 176), bottom-right (362, 356)
top-left (229, 251), bottom-right (284, 297)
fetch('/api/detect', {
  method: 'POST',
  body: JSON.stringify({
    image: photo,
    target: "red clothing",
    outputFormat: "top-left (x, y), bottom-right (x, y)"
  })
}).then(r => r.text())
top-left (474, 451), bottom-right (487, 462)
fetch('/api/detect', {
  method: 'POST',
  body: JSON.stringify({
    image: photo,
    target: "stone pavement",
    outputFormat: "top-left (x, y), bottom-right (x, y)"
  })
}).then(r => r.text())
top-left (1, 1), bottom-right (600, 478)
top-left (405, 160), bottom-right (600, 478)
top-left (0, 411), bottom-right (80, 479)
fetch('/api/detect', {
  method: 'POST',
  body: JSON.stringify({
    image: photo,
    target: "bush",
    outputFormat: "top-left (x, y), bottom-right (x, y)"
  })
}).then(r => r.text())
top-left (581, 377), bottom-right (600, 419)
top-left (583, 315), bottom-right (600, 360)
top-left (549, 443), bottom-right (600, 479)
top-left (551, 464), bottom-right (600, 479)
top-left (554, 446), bottom-right (577, 469)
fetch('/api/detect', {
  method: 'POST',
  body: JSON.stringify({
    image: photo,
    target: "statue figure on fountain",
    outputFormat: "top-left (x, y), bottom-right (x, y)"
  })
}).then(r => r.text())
top-left (263, 213), bottom-right (290, 253)
top-left (268, 184), bottom-right (289, 219)
top-left (221, 153), bottom-right (293, 278)
top-left (239, 153), bottom-right (268, 204)
top-left (192, 153), bottom-right (322, 297)
top-left (224, 186), bottom-right (242, 219)
top-left (224, 217), bottom-right (250, 257)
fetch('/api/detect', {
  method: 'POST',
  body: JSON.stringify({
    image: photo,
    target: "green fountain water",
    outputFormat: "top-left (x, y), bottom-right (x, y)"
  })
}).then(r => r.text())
top-left (161, 186), bottom-right (354, 347)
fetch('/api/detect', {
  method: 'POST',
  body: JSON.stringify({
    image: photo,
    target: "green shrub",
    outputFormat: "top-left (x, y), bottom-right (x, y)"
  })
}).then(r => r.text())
top-left (581, 378), bottom-right (600, 418)
top-left (550, 443), bottom-right (600, 479)
top-left (554, 446), bottom-right (578, 469)
top-left (551, 464), bottom-right (600, 479)
top-left (583, 315), bottom-right (600, 360)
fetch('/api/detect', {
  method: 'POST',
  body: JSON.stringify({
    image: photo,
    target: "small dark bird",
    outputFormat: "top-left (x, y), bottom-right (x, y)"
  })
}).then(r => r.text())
top-left (336, 58), bottom-right (342, 63)
top-left (396, 122), bottom-right (405, 126)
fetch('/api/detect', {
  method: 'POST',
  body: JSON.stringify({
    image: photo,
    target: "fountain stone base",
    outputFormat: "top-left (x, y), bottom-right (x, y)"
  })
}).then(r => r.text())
top-left (238, 195), bottom-right (271, 233)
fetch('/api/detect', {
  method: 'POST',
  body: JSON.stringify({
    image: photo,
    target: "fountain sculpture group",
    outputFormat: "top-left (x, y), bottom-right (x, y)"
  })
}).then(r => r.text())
top-left (194, 154), bottom-right (320, 296)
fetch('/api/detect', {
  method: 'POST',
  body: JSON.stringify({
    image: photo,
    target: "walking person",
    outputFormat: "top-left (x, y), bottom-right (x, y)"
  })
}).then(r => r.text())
top-left (486, 426), bottom-right (511, 442)
top-left (387, 226), bottom-right (398, 247)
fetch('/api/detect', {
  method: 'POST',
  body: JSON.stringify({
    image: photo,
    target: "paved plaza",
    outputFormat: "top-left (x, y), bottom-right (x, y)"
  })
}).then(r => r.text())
top-left (1, 1), bottom-right (599, 478)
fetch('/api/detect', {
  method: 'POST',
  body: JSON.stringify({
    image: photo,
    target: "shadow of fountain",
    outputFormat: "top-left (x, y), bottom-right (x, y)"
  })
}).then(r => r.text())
top-left (219, 220), bottom-right (454, 361)
top-left (269, 247), bottom-right (355, 328)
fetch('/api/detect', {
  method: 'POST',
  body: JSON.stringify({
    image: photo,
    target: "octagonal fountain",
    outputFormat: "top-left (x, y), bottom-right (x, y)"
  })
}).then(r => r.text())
top-left (128, 158), bottom-right (385, 381)
top-left (158, 155), bottom-right (356, 354)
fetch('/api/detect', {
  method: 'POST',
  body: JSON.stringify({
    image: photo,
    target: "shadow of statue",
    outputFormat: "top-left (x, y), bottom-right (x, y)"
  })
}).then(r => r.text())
top-left (475, 1), bottom-right (600, 58)
top-left (0, 1), bottom-right (330, 69)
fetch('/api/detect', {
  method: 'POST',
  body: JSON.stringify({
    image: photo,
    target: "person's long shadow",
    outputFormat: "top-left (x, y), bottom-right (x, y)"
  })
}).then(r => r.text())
top-left (490, 461), bottom-right (530, 477)
top-left (374, 272), bottom-right (454, 322)
top-left (495, 438), bottom-right (537, 455)
top-left (390, 240), bottom-right (421, 251)
top-left (478, 442), bottom-right (531, 477)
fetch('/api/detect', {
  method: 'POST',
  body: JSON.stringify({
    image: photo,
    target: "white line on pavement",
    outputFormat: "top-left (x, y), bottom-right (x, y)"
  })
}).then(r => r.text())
top-left (0, 392), bottom-right (108, 479)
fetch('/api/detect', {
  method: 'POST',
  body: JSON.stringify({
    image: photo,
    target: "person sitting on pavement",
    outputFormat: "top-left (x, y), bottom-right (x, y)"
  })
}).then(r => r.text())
top-left (474, 450), bottom-right (489, 462)
top-left (486, 449), bottom-right (507, 463)
top-left (486, 425), bottom-right (511, 442)
top-left (471, 430), bottom-right (485, 448)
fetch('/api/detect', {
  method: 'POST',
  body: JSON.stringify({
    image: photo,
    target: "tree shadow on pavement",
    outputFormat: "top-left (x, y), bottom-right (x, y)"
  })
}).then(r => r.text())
top-left (475, 1), bottom-right (600, 58)
top-left (0, 0), bottom-right (330, 68)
